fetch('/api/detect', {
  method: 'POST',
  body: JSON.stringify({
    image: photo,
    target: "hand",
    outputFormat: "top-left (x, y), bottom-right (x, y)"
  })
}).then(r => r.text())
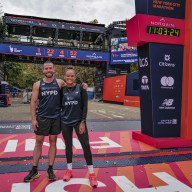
top-left (79, 122), bottom-right (86, 134)
top-left (82, 83), bottom-right (88, 90)
top-left (32, 119), bottom-right (39, 131)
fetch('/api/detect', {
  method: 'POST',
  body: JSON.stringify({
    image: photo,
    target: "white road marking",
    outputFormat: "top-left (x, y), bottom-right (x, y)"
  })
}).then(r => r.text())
top-left (89, 110), bottom-right (112, 119)
top-left (111, 114), bottom-right (124, 118)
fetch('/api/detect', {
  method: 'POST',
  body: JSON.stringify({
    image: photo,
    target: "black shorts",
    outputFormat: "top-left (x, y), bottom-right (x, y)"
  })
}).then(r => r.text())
top-left (35, 116), bottom-right (61, 136)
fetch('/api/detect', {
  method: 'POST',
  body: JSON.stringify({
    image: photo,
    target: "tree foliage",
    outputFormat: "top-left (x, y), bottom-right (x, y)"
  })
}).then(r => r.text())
top-left (5, 62), bottom-right (42, 89)
top-left (4, 62), bottom-right (95, 89)
top-left (130, 64), bottom-right (138, 73)
top-left (55, 65), bottom-right (94, 86)
top-left (0, 3), bottom-right (3, 16)
top-left (89, 19), bottom-right (99, 24)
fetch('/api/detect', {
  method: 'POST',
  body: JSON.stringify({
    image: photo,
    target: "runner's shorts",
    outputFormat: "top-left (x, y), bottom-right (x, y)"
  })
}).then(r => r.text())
top-left (35, 116), bottom-right (61, 136)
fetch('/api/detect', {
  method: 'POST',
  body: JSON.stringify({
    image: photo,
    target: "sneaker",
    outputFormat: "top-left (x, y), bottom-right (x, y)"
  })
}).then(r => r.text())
top-left (24, 169), bottom-right (40, 182)
top-left (63, 169), bottom-right (72, 181)
top-left (89, 173), bottom-right (98, 187)
top-left (47, 168), bottom-right (56, 181)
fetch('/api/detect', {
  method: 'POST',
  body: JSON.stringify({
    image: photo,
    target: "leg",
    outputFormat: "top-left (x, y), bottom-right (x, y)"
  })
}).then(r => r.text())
top-left (33, 135), bottom-right (45, 166)
top-left (74, 123), bottom-right (93, 165)
top-left (61, 124), bottom-right (73, 163)
top-left (62, 123), bottom-right (73, 181)
top-left (48, 135), bottom-right (57, 166)
top-left (24, 135), bottom-right (44, 182)
top-left (74, 123), bottom-right (98, 187)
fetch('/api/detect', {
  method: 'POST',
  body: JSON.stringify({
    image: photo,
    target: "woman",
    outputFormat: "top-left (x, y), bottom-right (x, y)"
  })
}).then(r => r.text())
top-left (61, 66), bottom-right (98, 187)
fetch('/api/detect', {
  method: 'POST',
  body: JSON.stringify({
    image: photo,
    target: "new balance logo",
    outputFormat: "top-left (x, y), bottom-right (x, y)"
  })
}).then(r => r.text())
top-left (159, 99), bottom-right (175, 110)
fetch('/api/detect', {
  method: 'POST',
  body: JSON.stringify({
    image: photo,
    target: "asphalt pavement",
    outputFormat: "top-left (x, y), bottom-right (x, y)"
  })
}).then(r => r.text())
top-left (0, 97), bottom-right (141, 132)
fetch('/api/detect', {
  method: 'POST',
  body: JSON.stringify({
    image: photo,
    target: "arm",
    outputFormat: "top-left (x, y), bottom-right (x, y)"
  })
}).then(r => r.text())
top-left (81, 88), bottom-right (88, 121)
top-left (79, 87), bottom-right (88, 134)
top-left (82, 83), bottom-right (88, 90)
top-left (57, 79), bottom-right (66, 88)
top-left (30, 81), bottom-right (39, 131)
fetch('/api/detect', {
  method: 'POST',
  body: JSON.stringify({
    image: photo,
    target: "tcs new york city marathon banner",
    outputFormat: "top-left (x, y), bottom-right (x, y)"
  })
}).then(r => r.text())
top-left (0, 43), bottom-right (110, 61)
top-left (135, 0), bottom-right (185, 19)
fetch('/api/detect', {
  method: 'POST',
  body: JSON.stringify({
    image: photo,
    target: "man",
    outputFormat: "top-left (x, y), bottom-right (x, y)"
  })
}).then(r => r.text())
top-left (24, 61), bottom-right (64, 182)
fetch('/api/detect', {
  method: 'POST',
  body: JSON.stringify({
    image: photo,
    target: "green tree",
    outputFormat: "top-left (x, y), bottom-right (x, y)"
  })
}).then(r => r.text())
top-left (89, 19), bottom-right (99, 24)
top-left (5, 62), bottom-right (23, 86)
top-left (0, 3), bottom-right (3, 16)
top-left (5, 62), bottom-right (42, 89)
top-left (130, 64), bottom-right (138, 73)
top-left (55, 65), bottom-right (94, 86)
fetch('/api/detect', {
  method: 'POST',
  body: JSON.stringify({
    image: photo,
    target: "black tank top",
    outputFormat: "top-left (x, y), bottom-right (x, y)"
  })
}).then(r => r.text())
top-left (61, 84), bottom-right (83, 125)
top-left (37, 79), bottom-right (61, 118)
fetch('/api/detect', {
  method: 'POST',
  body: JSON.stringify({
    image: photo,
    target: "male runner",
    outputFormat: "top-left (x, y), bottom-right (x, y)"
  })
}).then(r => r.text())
top-left (24, 61), bottom-right (64, 182)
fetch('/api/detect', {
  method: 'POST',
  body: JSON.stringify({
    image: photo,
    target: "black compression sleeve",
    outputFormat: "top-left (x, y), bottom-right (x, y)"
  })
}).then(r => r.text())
top-left (81, 87), bottom-right (88, 121)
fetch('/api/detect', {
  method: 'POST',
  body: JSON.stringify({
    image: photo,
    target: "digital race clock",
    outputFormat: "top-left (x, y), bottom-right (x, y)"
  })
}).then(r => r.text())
top-left (126, 14), bottom-right (185, 46)
top-left (146, 26), bottom-right (180, 37)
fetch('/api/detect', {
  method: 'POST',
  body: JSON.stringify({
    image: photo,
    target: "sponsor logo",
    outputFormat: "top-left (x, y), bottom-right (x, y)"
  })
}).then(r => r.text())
top-left (112, 53), bottom-right (119, 57)
top-left (9, 45), bottom-right (22, 53)
top-left (159, 54), bottom-right (176, 67)
top-left (160, 76), bottom-right (174, 89)
top-left (165, 55), bottom-right (170, 61)
top-left (151, 18), bottom-right (174, 27)
top-left (52, 24), bottom-right (57, 27)
top-left (159, 99), bottom-right (175, 109)
top-left (141, 76), bottom-right (149, 90)
top-left (70, 26), bottom-right (75, 29)
top-left (38, 22), bottom-right (47, 27)
top-left (158, 119), bottom-right (177, 125)
top-left (86, 53), bottom-right (102, 59)
top-left (139, 57), bottom-right (149, 67)
top-left (9, 45), bottom-right (13, 53)
top-left (142, 76), bottom-right (148, 84)
top-left (0, 124), bottom-right (31, 129)
top-left (10, 18), bottom-right (34, 25)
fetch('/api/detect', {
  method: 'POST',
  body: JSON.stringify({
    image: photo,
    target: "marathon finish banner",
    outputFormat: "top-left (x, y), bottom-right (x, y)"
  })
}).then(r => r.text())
top-left (5, 16), bottom-right (105, 33)
top-left (138, 44), bottom-right (153, 136)
top-left (139, 43), bottom-right (183, 137)
top-left (135, 0), bottom-right (185, 19)
top-left (150, 43), bottom-right (183, 137)
top-left (0, 43), bottom-right (110, 62)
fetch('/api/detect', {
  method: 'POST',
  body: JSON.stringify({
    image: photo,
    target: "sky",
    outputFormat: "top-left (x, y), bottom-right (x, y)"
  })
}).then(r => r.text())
top-left (0, 0), bottom-right (136, 26)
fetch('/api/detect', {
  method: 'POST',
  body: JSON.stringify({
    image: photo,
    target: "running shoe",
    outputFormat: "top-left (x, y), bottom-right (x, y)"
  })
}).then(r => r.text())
top-left (24, 169), bottom-right (40, 182)
top-left (89, 173), bottom-right (98, 187)
top-left (63, 169), bottom-right (73, 181)
top-left (47, 168), bottom-right (56, 181)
